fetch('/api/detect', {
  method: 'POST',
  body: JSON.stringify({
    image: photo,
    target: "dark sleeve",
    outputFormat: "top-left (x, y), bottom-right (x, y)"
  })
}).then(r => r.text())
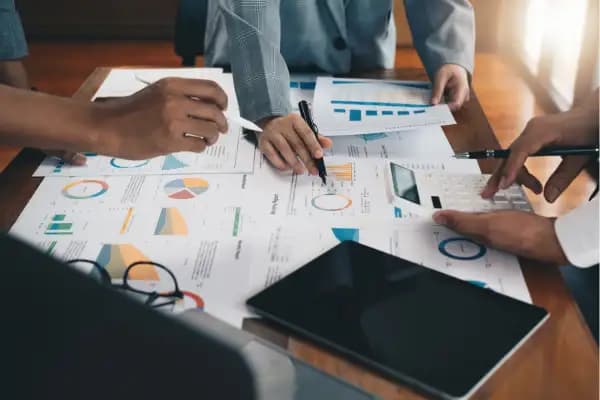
top-left (0, 0), bottom-right (28, 60)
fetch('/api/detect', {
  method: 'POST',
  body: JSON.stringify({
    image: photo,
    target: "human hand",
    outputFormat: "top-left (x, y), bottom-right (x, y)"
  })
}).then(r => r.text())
top-left (431, 64), bottom-right (470, 111)
top-left (481, 92), bottom-right (599, 201)
top-left (94, 78), bottom-right (229, 159)
top-left (257, 114), bottom-right (332, 175)
top-left (433, 209), bottom-right (568, 265)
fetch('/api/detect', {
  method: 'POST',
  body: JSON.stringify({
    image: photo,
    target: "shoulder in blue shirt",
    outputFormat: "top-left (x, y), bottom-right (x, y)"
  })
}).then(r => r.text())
top-left (0, 0), bottom-right (29, 60)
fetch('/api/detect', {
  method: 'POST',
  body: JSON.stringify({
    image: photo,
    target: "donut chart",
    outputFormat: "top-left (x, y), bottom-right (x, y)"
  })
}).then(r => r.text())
top-left (110, 158), bottom-right (150, 168)
top-left (438, 237), bottom-right (486, 260)
top-left (62, 179), bottom-right (108, 199)
top-left (311, 193), bottom-right (352, 211)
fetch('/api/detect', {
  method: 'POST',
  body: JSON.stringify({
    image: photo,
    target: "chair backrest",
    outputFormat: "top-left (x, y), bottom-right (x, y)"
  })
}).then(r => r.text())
top-left (174, 0), bottom-right (208, 65)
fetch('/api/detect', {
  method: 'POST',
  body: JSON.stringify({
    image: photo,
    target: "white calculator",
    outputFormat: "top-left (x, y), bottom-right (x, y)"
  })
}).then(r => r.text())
top-left (385, 161), bottom-right (532, 217)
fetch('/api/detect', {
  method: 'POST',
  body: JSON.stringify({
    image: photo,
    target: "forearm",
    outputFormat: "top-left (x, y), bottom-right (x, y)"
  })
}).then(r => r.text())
top-left (0, 84), bottom-right (102, 152)
top-left (404, 0), bottom-right (475, 79)
top-left (0, 60), bottom-right (29, 89)
top-left (218, 0), bottom-right (291, 122)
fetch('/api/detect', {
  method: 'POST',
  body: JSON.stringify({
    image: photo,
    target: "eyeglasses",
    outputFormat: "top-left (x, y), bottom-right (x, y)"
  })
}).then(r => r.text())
top-left (66, 259), bottom-right (184, 308)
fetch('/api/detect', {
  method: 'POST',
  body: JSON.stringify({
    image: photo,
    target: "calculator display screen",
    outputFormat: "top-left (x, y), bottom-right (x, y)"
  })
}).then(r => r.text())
top-left (390, 163), bottom-right (421, 204)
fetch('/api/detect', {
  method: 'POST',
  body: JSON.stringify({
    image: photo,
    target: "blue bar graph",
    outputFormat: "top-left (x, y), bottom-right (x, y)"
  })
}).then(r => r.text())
top-left (299, 82), bottom-right (316, 90)
top-left (349, 110), bottom-right (362, 121)
top-left (290, 81), bottom-right (316, 89)
top-left (332, 105), bottom-right (427, 122)
top-left (331, 100), bottom-right (430, 108)
top-left (331, 80), bottom-right (431, 89)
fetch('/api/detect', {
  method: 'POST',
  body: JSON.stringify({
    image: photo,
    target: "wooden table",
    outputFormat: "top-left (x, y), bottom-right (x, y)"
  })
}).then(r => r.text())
top-left (0, 67), bottom-right (597, 400)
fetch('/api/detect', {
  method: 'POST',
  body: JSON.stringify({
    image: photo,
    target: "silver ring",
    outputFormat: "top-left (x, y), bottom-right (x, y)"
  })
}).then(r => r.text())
top-left (183, 132), bottom-right (206, 140)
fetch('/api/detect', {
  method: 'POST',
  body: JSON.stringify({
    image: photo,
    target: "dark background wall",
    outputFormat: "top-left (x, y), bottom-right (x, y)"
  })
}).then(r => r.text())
top-left (16, 0), bottom-right (499, 51)
top-left (16, 0), bottom-right (179, 39)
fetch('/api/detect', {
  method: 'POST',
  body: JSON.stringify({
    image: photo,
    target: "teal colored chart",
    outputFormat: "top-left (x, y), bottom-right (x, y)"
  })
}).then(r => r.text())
top-left (332, 228), bottom-right (359, 242)
top-left (468, 280), bottom-right (490, 289)
top-left (360, 133), bottom-right (388, 143)
top-left (162, 154), bottom-right (189, 170)
top-left (110, 158), bottom-right (149, 168)
top-left (438, 237), bottom-right (486, 260)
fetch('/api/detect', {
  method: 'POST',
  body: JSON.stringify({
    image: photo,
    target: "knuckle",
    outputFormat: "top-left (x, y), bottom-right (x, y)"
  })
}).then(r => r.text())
top-left (158, 77), bottom-right (177, 91)
top-left (290, 113), bottom-right (303, 123)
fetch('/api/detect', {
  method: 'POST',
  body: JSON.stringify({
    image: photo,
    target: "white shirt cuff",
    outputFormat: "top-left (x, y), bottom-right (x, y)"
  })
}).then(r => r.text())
top-left (555, 197), bottom-right (599, 268)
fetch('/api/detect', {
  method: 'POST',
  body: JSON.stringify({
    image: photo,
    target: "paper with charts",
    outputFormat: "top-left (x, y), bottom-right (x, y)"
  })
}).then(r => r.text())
top-left (313, 77), bottom-right (456, 136)
top-left (12, 154), bottom-right (530, 327)
top-left (288, 74), bottom-right (457, 159)
top-left (246, 219), bottom-right (532, 305)
top-left (33, 69), bottom-right (256, 177)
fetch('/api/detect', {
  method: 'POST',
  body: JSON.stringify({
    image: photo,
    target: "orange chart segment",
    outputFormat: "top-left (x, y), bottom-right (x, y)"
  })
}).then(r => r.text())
top-left (154, 208), bottom-right (188, 235)
top-left (96, 243), bottom-right (159, 280)
top-left (164, 178), bottom-right (209, 200)
top-left (326, 163), bottom-right (353, 182)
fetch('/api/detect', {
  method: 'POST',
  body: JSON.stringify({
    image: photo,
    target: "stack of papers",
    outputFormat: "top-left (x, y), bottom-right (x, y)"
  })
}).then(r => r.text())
top-left (10, 69), bottom-right (531, 329)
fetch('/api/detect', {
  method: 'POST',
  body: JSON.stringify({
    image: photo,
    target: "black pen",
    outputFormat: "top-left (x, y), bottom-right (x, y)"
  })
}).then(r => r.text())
top-left (298, 100), bottom-right (328, 184)
top-left (453, 146), bottom-right (599, 159)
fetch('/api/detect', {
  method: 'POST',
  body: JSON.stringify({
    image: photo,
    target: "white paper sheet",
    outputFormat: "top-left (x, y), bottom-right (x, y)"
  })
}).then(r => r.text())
top-left (246, 219), bottom-right (532, 304)
top-left (33, 70), bottom-right (256, 177)
top-left (313, 77), bottom-right (456, 136)
top-left (92, 68), bottom-right (224, 98)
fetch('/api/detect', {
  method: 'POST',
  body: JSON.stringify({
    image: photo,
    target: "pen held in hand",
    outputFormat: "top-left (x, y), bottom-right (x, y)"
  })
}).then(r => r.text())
top-left (298, 100), bottom-right (328, 184)
top-left (453, 146), bottom-right (599, 159)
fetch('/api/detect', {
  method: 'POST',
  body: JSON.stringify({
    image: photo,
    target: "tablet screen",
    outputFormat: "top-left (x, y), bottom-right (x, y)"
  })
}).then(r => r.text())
top-left (247, 242), bottom-right (548, 399)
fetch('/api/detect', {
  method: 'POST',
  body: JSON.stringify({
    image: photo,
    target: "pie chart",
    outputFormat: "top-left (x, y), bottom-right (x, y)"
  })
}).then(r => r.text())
top-left (164, 178), bottom-right (209, 199)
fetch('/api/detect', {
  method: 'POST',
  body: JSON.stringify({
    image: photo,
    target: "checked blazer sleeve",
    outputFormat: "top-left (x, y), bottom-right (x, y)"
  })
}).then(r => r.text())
top-left (219, 0), bottom-right (292, 123)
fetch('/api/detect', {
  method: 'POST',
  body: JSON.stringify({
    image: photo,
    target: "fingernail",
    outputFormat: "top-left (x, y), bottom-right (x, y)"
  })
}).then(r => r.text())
top-left (314, 149), bottom-right (323, 158)
top-left (499, 177), bottom-right (509, 190)
top-left (73, 154), bottom-right (87, 165)
top-left (480, 188), bottom-right (492, 199)
top-left (546, 186), bottom-right (560, 203)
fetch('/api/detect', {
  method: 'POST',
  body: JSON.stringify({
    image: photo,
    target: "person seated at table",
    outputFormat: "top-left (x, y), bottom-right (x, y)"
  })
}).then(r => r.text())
top-left (0, 0), bottom-right (228, 161)
top-left (433, 89), bottom-right (599, 339)
top-left (206, 0), bottom-right (474, 175)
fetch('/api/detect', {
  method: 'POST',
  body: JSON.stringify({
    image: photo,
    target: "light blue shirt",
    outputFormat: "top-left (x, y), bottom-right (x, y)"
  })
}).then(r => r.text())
top-left (0, 0), bottom-right (28, 60)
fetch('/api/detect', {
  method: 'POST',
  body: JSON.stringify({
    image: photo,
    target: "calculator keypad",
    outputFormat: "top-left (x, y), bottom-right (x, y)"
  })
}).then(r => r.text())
top-left (425, 174), bottom-right (532, 212)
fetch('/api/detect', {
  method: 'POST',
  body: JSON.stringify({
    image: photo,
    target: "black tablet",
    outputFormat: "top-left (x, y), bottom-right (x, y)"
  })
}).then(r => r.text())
top-left (247, 241), bottom-right (548, 399)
